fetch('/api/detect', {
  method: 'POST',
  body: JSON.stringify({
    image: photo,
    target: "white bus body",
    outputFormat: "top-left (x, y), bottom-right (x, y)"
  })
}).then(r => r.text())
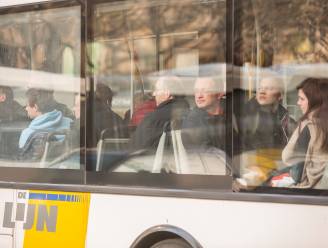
top-left (0, 0), bottom-right (328, 247)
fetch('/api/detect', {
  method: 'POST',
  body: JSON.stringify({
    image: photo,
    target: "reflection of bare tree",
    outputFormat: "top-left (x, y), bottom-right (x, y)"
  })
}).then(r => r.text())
top-left (235, 0), bottom-right (328, 66)
top-left (31, 19), bottom-right (62, 72)
top-left (91, 0), bottom-right (225, 76)
top-left (0, 7), bottom-right (81, 75)
top-left (0, 25), bottom-right (30, 68)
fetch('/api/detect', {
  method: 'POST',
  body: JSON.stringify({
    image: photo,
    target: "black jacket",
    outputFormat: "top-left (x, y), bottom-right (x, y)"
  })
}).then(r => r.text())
top-left (238, 98), bottom-right (296, 152)
top-left (18, 131), bottom-right (48, 161)
top-left (18, 131), bottom-right (70, 162)
top-left (92, 100), bottom-right (127, 147)
top-left (130, 97), bottom-right (189, 151)
top-left (0, 100), bottom-right (27, 122)
top-left (181, 107), bottom-right (226, 151)
top-left (53, 101), bottom-right (75, 120)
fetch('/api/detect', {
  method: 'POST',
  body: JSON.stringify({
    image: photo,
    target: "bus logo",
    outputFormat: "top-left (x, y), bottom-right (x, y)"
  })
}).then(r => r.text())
top-left (2, 202), bottom-right (58, 232)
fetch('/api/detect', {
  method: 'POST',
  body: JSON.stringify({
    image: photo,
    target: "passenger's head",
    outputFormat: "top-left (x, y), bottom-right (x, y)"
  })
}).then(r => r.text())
top-left (25, 88), bottom-right (56, 119)
top-left (73, 94), bottom-right (80, 120)
top-left (256, 77), bottom-right (284, 106)
top-left (297, 78), bottom-right (328, 151)
top-left (0, 86), bottom-right (13, 103)
top-left (297, 78), bottom-right (327, 115)
top-left (194, 77), bottom-right (224, 114)
top-left (152, 76), bottom-right (182, 106)
top-left (96, 83), bottom-right (113, 108)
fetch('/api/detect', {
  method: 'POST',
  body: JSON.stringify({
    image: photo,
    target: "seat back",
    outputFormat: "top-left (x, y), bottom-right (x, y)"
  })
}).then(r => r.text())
top-left (17, 130), bottom-right (69, 167)
top-left (153, 127), bottom-right (228, 175)
top-left (40, 130), bottom-right (71, 167)
top-left (18, 131), bottom-right (48, 162)
top-left (96, 137), bottom-right (130, 171)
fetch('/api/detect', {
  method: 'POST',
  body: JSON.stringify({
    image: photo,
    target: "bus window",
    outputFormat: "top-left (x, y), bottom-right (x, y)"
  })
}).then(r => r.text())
top-left (89, 0), bottom-right (229, 176)
top-left (234, 0), bottom-right (328, 190)
top-left (0, 3), bottom-right (82, 169)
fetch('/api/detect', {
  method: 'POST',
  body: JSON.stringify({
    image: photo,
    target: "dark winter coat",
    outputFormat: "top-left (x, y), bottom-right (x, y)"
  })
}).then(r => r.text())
top-left (53, 100), bottom-right (75, 120)
top-left (238, 97), bottom-right (296, 152)
top-left (181, 107), bottom-right (226, 151)
top-left (93, 100), bottom-right (127, 146)
top-left (0, 100), bottom-right (27, 122)
top-left (130, 97), bottom-right (189, 151)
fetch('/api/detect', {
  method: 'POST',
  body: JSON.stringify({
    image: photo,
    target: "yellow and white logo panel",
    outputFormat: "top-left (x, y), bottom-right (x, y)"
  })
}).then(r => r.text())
top-left (2, 190), bottom-right (90, 248)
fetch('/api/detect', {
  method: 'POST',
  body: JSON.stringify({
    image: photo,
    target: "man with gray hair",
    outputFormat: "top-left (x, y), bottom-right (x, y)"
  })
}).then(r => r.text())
top-left (182, 77), bottom-right (226, 151)
top-left (239, 76), bottom-right (296, 152)
top-left (130, 75), bottom-right (189, 150)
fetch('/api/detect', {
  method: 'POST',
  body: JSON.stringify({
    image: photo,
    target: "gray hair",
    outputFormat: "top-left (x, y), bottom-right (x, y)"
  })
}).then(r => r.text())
top-left (194, 77), bottom-right (225, 93)
top-left (156, 76), bottom-right (185, 96)
top-left (259, 76), bottom-right (285, 95)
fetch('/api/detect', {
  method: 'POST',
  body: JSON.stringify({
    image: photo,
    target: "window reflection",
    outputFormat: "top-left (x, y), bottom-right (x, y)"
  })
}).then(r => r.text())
top-left (234, 0), bottom-right (328, 189)
top-left (0, 5), bottom-right (81, 169)
top-left (91, 0), bottom-right (228, 175)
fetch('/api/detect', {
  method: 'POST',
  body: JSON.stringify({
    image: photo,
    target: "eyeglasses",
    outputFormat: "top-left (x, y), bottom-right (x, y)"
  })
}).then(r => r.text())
top-left (257, 86), bottom-right (279, 92)
top-left (194, 89), bottom-right (218, 94)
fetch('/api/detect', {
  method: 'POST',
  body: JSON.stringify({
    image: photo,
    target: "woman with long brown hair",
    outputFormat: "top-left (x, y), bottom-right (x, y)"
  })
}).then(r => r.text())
top-left (281, 77), bottom-right (328, 188)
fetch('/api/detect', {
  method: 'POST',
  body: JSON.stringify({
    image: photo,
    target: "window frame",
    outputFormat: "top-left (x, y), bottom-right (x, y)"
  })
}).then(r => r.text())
top-left (0, 0), bottom-right (86, 185)
top-left (0, 0), bottom-right (327, 201)
top-left (84, 0), bottom-right (233, 190)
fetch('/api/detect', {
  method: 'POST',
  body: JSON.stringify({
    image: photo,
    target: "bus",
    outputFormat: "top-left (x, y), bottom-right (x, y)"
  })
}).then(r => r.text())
top-left (0, 0), bottom-right (328, 247)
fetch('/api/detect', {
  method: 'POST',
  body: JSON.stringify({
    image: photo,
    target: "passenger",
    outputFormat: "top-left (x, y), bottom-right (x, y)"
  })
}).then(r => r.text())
top-left (124, 92), bottom-right (157, 129)
top-left (239, 77), bottom-right (296, 152)
top-left (181, 77), bottom-right (226, 151)
top-left (130, 76), bottom-right (189, 150)
top-left (18, 88), bottom-right (72, 160)
top-left (93, 82), bottom-right (127, 145)
top-left (279, 78), bottom-right (328, 188)
top-left (0, 86), bottom-right (27, 121)
top-left (45, 90), bottom-right (75, 119)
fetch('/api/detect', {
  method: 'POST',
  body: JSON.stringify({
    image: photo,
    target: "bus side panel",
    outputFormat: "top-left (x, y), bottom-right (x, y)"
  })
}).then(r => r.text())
top-left (0, 189), bottom-right (15, 248)
top-left (86, 193), bottom-right (328, 248)
top-left (22, 190), bottom-right (90, 248)
top-left (0, 189), bottom-right (90, 248)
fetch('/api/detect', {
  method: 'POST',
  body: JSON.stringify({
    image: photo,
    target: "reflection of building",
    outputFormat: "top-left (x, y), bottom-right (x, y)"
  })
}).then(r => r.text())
top-left (0, 6), bottom-right (81, 75)
top-left (235, 0), bottom-right (328, 66)
top-left (92, 0), bottom-right (225, 77)
top-left (91, 0), bottom-right (226, 116)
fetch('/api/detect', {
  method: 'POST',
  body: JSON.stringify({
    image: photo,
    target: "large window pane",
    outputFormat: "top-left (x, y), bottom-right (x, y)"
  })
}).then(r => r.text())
top-left (234, 0), bottom-right (328, 189)
top-left (89, 0), bottom-right (228, 176)
top-left (0, 5), bottom-right (82, 169)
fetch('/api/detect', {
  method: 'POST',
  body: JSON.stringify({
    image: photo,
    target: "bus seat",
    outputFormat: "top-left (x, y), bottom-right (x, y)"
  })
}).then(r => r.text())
top-left (18, 131), bottom-right (49, 162)
top-left (96, 128), bottom-right (130, 171)
top-left (40, 130), bottom-right (71, 167)
top-left (16, 129), bottom-right (71, 168)
top-left (153, 128), bottom-right (228, 175)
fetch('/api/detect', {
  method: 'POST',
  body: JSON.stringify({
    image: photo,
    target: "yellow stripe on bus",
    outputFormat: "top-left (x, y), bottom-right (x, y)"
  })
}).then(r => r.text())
top-left (23, 190), bottom-right (90, 248)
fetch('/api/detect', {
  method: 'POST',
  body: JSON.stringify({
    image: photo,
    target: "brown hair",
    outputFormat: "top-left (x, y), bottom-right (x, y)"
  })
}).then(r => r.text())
top-left (26, 88), bottom-right (56, 113)
top-left (0, 86), bottom-right (13, 101)
top-left (297, 78), bottom-right (328, 151)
